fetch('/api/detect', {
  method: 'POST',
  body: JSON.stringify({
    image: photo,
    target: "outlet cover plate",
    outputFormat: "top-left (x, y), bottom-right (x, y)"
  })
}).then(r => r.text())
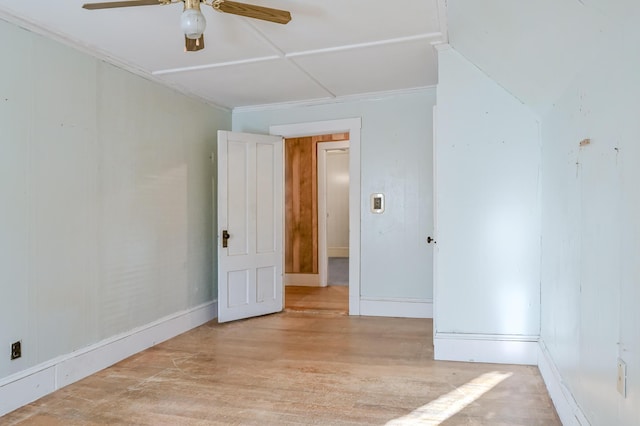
top-left (11, 341), bottom-right (21, 360)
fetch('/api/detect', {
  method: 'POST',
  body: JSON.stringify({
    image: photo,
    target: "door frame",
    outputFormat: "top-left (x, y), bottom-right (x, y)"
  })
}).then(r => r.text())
top-left (317, 141), bottom-right (350, 288)
top-left (432, 106), bottom-right (439, 338)
top-left (270, 118), bottom-right (361, 315)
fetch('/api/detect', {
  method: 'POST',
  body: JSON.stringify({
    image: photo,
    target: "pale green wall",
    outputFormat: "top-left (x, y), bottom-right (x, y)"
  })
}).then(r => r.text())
top-left (233, 90), bottom-right (435, 300)
top-left (0, 18), bottom-right (231, 380)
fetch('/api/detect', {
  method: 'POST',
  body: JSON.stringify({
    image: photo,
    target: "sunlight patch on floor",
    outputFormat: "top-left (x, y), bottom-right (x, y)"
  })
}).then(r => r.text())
top-left (385, 371), bottom-right (513, 426)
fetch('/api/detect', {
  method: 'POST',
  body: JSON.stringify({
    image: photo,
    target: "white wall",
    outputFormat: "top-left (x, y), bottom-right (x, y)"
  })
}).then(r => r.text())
top-left (233, 90), bottom-right (435, 305)
top-left (326, 150), bottom-right (349, 255)
top-left (0, 16), bottom-right (230, 387)
top-left (434, 46), bottom-right (541, 361)
top-left (540, 11), bottom-right (640, 426)
top-left (444, 2), bottom-right (640, 423)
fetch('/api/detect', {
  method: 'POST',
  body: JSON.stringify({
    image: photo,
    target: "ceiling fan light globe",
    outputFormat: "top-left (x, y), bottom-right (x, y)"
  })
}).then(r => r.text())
top-left (181, 9), bottom-right (207, 40)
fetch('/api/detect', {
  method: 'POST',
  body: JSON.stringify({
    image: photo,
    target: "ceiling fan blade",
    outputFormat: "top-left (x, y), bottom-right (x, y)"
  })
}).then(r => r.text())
top-left (214, 0), bottom-right (291, 24)
top-left (185, 35), bottom-right (205, 52)
top-left (82, 0), bottom-right (161, 10)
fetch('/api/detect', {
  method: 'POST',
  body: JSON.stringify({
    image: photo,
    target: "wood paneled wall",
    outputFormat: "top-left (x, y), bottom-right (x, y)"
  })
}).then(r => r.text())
top-left (285, 132), bottom-right (349, 274)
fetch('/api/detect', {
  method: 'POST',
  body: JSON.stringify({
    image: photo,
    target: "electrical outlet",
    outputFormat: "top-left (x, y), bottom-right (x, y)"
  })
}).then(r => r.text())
top-left (11, 341), bottom-right (21, 360)
top-left (617, 358), bottom-right (627, 398)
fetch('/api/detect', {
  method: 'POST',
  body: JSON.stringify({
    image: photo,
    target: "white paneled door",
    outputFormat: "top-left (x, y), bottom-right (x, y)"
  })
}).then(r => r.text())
top-left (217, 131), bottom-right (284, 323)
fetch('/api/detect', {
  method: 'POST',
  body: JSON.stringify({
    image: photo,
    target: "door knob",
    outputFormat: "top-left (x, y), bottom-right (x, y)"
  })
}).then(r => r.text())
top-left (427, 236), bottom-right (436, 244)
top-left (222, 230), bottom-right (230, 248)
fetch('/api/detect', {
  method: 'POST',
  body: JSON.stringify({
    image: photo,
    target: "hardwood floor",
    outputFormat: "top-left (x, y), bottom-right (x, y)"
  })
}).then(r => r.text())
top-left (285, 285), bottom-right (349, 314)
top-left (2, 309), bottom-right (560, 425)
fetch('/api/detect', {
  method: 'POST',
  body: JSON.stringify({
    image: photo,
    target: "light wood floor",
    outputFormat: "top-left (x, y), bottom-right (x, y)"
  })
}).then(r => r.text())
top-left (2, 302), bottom-right (560, 425)
top-left (285, 285), bottom-right (349, 314)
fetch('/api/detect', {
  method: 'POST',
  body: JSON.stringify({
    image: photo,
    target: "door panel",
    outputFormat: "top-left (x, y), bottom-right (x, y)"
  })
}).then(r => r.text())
top-left (256, 143), bottom-right (276, 253)
top-left (218, 131), bottom-right (283, 323)
top-left (256, 266), bottom-right (276, 303)
top-left (228, 270), bottom-right (249, 307)
top-left (227, 141), bottom-right (249, 257)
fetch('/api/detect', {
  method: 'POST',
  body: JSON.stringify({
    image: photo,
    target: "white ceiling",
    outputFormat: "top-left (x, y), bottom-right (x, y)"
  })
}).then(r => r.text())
top-left (0, 0), bottom-right (447, 109)
top-left (447, 0), bottom-right (627, 115)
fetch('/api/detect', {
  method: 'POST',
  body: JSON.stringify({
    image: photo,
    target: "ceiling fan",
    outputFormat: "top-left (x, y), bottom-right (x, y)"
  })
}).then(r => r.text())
top-left (82, 0), bottom-right (292, 52)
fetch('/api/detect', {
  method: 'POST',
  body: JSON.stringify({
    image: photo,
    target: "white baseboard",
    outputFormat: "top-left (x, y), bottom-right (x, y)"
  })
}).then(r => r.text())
top-left (0, 300), bottom-right (217, 417)
top-left (328, 247), bottom-right (349, 257)
top-left (537, 339), bottom-right (590, 425)
top-left (285, 273), bottom-right (320, 286)
top-left (359, 298), bottom-right (433, 318)
top-left (434, 332), bottom-right (539, 365)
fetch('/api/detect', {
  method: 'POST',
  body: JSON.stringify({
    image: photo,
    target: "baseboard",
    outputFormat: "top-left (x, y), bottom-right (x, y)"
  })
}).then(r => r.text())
top-left (328, 247), bottom-right (349, 257)
top-left (359, 298), bottom-right (433, 318)
top-left (434, 332), bottom-right (539, 365)
top-left (537, 339), bottom-right (591, 425)
top-left (285, 273), bottom-right (320, 286)
top-left (0, 300), bottom-right (217, 417)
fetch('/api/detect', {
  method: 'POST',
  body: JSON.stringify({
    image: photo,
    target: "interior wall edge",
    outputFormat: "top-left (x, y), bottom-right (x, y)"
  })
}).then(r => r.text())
top-left (537, 339), bottom-right (591, 426)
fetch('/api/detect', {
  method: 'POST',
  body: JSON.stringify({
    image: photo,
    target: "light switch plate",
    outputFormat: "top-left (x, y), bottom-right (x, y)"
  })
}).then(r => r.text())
top-left (617, 358), bottom-right (627, 397)
top-left (371, 193), bottom-right (384, 213)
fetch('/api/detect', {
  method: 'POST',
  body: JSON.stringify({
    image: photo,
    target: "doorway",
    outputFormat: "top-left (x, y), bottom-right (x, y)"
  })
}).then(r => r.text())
top-left (282, 134), bottom-right (349, 314)
top-left (318, 141), bottom-right (350, 288)
top-left (270, 118), bottom-right (362, 315)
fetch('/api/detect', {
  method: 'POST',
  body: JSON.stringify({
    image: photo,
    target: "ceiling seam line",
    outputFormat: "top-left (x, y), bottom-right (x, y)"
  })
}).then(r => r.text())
top-left (285, 33), bottom-right (443, 58)
top-left (285, 57), bottom-right (336, 98)
top-left (239, 19), bottom-right (336, 98)
top-left (152, 55), bottom-right (280, 75)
